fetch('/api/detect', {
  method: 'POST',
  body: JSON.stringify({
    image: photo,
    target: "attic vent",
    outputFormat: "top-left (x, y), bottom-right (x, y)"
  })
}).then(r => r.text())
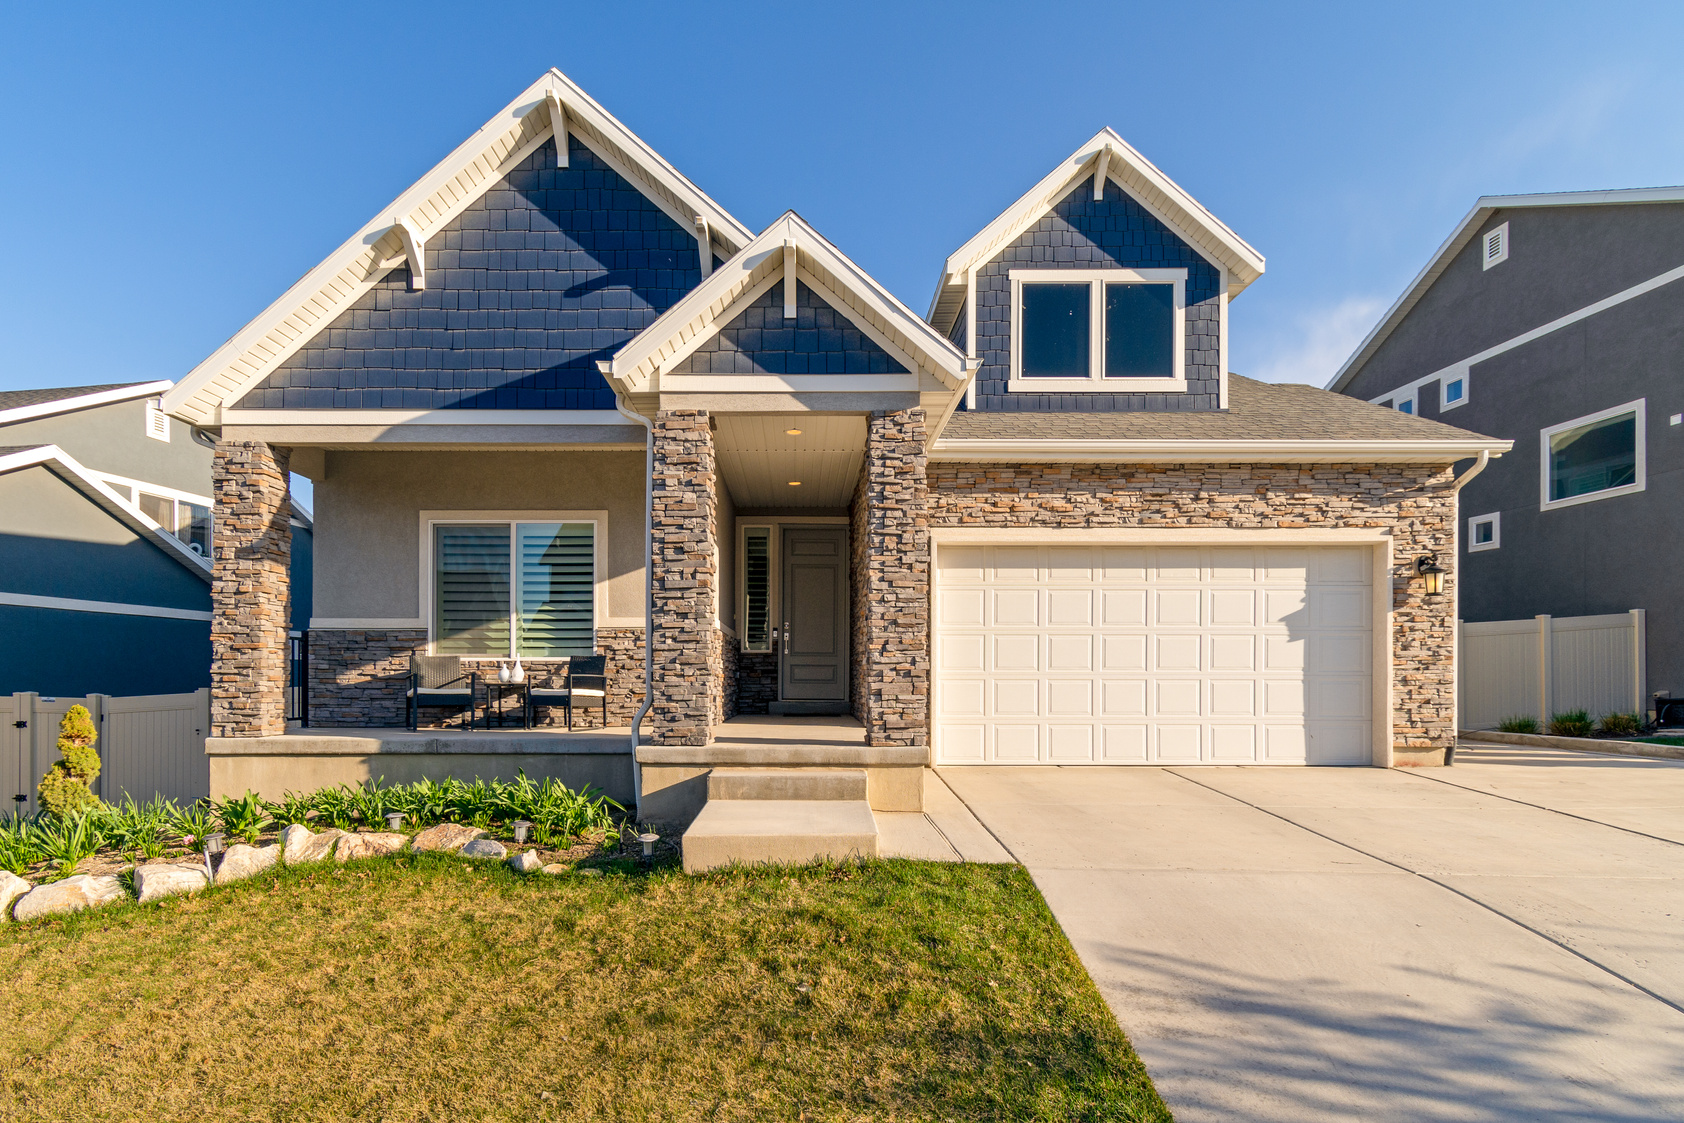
top-left (1482, 222), bottom-right (1509, 270)
top-left (144, 399), bottom-right (170, 442)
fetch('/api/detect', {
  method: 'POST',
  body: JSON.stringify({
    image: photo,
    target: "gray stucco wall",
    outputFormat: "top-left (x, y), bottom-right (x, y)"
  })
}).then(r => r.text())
top-left (0, 398), bottom-right (212, 497)
top-left (238, 135), bottom-right (704, 411)
top-left (311, 450), bottom-right (647, 623)
top-left (970, 173), bottom-right (1224, 412)
top-left (1337, 203), bottom-right (1684, 704)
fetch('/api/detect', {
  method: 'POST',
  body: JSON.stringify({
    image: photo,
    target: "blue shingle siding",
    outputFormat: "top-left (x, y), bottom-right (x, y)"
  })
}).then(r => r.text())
top-left (671, 280), bottom-right (907, 375)
top-left (972, 175), bottom-right (1223, 412)
top-left (236, 136), bottom-right (703, 410)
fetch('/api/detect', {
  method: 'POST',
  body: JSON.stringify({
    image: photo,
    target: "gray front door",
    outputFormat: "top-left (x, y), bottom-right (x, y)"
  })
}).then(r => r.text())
top-left (780, 526), bottom-right (848, 702)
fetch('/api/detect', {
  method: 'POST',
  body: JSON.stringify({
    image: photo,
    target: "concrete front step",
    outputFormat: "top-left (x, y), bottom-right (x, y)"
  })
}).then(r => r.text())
top-left (706, 768), bottom-right (867, 802)
top-left (681, 799), bottom-right (879, 874)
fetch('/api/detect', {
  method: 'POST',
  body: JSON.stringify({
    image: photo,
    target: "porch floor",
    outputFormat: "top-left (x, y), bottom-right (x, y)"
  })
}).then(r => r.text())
top-left (709, 715), bottom-right (866, 750)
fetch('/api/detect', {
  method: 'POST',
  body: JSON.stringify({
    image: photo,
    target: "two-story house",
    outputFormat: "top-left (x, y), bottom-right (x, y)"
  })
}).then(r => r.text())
top-left (164, 70), bottom-right (1507, 860)
top-left (0, 381), bottom-right (312, 697)
top-left (1329, 189), bottom-right (1684, 716)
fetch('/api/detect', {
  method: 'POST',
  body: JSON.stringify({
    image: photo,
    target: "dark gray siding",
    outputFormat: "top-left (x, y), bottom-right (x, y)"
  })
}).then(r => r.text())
top-left (237, 135), bottom-right (705, 410)
top-left (290, 521), bottom-right (313, 632)
top-left (1338, 203), bottom-right (1684, 704)
top-left (671, 280), bottom-right (907, 375)
top-left (0, 608), bottom-right (210, 696)
top-left (972, 174), bottom-right (1223, 412)
top-left (0, 398), bottom-right (212, 498)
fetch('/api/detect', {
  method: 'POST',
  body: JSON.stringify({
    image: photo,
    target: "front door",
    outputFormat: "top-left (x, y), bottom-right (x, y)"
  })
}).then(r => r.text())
top-left (779, 526), bottom-right (849, 706)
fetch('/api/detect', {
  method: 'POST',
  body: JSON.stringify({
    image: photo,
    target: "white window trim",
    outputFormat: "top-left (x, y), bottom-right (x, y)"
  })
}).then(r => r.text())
top-left (1482, 222), bottom-right (1510, 270)
top-left (738, 521), bottom-right (778, 654)
top-left (1370, 369), bottom-right (1470, 415)
top-left (1007, 267), bottom-right (1187, 393)
top-left (1441, 374), bottom-right (1468, 410)
top-left (418, 509), bottom-right (608, 660)
top-left (1467, 511), bottom-right (1501, 553)
top-left (1539, 399), bottom-right (1646, 512)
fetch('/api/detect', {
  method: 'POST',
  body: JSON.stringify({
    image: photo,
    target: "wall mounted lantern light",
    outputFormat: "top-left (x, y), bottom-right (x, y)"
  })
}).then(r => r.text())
top-left (1415, 555), bottom-right (1446, 597)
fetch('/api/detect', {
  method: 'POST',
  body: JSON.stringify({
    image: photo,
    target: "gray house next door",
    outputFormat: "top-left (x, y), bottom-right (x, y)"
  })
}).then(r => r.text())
top-left (777, 526), bottom-right (849, 713)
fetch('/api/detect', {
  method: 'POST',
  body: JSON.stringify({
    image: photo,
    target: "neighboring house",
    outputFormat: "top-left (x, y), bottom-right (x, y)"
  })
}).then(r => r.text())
top-left (162, 70), bottom-right (1507, 826)
top-left (1328, 189), bottom-right (1684, 711)
top-left (0, 382), bottom-right (311, 696)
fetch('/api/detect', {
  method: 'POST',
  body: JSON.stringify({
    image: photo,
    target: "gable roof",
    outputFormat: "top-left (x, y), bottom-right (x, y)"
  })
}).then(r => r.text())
top-left (1327, 185), bottom-right (1684, 394)
top-left (927, 128), bottom-right (1265, 336)
top-left (163, 69), bottom-right (753, 428)
top-left (0, 445), bottom-right (212, 580)
top-left (0, 381), bottom-right (172, 426)
top-left (932, 374), bottom-right (1511, 463)
top-left (603, 211), bottom-right (974, 395)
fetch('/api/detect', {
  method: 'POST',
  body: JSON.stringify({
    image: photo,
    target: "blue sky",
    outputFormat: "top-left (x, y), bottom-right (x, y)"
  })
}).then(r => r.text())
top-left (3, 1), bottom-right (1682, 402)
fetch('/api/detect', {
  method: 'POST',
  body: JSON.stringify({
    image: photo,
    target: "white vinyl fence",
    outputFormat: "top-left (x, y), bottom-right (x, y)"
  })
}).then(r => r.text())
top-left (0, 689), bottom-right (210, 814)
top-left (1459, 611), bottom-right (1647, 731)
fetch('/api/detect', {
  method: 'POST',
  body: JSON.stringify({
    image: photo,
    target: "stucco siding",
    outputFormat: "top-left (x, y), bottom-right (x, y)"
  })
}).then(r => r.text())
top-left (0, 398), bottom-right (213, 497)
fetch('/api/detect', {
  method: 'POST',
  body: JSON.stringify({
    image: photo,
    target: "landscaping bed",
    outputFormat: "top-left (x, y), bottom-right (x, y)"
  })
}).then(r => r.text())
top-left (0, 856), bottom-right (1168, 1123)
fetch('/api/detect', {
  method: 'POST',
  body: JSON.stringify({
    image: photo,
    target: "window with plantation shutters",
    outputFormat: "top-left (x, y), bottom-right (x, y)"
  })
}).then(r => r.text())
top-left (432, 521), bottom-right (596, 658)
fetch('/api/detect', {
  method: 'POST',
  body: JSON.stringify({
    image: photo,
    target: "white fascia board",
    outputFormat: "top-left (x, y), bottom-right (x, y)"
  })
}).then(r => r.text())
top-left (0, 381), bottom-right (173, 426)
top-left (165, 69), bottom-right (752, 428)
top-left (218, 408), bottom-right (631, 426)
top-left (928, 437), bottom-right (1512, 464)
top-left (0, 591), bottom-right (211, 623)
top-left (611, 212), bottom-right (971, 394)
top-left (0, 445), bottom-right (213, 580)
top-left (1328, 184), bottom-right (1684, 394)
top-left (929, 128), bottom-right (1266, 329)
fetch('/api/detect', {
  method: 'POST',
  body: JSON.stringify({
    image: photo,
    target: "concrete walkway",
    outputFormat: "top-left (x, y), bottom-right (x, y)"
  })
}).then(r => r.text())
top-left (940, 745), bottom-right (1684, 1123)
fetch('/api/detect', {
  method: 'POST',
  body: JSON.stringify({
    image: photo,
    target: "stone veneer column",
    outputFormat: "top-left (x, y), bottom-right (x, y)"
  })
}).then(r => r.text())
top-left (861, 408), bottom-right (930, 748)
top-left (649, 411), bottom-right (719, 746)
top-left (211, 441), bottom-right (292, 738)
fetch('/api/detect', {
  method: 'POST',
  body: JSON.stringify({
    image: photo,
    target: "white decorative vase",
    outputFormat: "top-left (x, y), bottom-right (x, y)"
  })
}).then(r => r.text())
top-left (510, 657), bottom-right (526, 684)
top-left (497, 662), bottom-right (511, 684)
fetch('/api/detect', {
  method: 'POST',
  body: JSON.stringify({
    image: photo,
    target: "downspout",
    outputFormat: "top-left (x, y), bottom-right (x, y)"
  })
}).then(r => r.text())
top-left (1445, 449), bottom-right (1492, 764)
top-left (612, 389), bottom-right (654, 820)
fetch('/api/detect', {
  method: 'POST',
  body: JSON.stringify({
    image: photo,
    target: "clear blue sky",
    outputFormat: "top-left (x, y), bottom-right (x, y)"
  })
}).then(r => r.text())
top-left (4, 1), bottom-right (1682, 400)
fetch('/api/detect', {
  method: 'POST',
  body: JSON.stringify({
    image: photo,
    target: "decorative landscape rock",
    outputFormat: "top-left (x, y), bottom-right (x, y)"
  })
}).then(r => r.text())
top-left (459, 839), bottom-right (507, 860)
top-left (0, 871), bottom-right (30, 921)
top-left (134, 864), bottom-right (209, 903)
top-left (411, 823), bottom-right (487, 853)
top-left (12, 874), bottom-right (126, 922)
top-left (508, 850), bottom-right (542, 874)
top-left (282, 823), bottom-right (349, 865)
top-left (336, 832), bottom-right (408, 862)
top-left (215, 843), bottom-right (280, 883)
top-left (540, 864), bottom-right (568, 875)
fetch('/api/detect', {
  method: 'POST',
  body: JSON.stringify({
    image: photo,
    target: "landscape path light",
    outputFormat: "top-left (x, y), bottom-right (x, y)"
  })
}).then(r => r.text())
top-left (513, 820), bottom-right (532, 844)
top-left (203, 832), bottom-right (225, 882)
top-left (385, 812), bottom-right (405, 832)
top-left (637, 830), bottom-right (660, 862)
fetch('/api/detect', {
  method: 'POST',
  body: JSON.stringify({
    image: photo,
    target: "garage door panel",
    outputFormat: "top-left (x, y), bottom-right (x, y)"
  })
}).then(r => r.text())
top-left (936, 543), bottom-right (1373, 768)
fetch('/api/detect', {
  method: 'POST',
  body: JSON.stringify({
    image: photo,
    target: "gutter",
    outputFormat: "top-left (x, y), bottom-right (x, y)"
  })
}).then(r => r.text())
top-left (928, 437), bottom-right (1513, 463)
top-left (612, 392), bottom-right (655, 821)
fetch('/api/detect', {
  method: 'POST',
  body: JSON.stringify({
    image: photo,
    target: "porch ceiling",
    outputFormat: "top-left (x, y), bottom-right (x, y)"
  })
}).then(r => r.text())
top-left (715, 413), bottom-right (866, 508)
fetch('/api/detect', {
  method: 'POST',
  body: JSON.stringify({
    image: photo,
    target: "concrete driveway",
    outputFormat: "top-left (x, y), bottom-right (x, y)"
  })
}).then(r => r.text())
top-left (939, 745), bottom-right (1684, 1123)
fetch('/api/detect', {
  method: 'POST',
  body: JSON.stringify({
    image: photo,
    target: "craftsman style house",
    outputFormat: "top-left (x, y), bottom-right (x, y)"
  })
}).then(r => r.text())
top-left (166, 70), bottom-right (1507, 847)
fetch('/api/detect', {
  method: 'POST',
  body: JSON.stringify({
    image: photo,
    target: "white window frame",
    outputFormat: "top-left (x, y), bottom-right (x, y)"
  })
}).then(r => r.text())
top-left (1440, 374), bottom-right (1468, 410)
top-left (738, 521), bottom-right (778, 653)
top-left (419, 510), bottom-right (607, 660)
top-left (1467, 511), bottom-right (1501, 553)
top-left (1538, 399), bottom-right (1646, 512)
top-left (1007, 267), bottom-right (1187, 393)
top-left (1482, 222), bottom-right (1509, 270)
top-left (1371, 369), bottom-right (1471, 414)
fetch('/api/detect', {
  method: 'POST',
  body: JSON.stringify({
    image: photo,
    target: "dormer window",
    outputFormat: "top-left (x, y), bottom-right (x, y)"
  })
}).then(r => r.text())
top-left (1008, 268), bottom-right (1186, 392)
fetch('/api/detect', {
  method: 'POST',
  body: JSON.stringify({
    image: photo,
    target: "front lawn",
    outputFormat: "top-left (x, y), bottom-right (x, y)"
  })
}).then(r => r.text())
top-left (0, 856), bottom-right (1169, 1123)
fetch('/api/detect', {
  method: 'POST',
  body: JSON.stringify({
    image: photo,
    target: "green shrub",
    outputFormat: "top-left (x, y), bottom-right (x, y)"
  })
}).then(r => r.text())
top-left (170, 802), bottom-right (217, 852)
top-left (0, 814), bottom-right (44, 875)
top-left (1595, 712), bottom-right (1642, 738)
top-left (1548, 709), bottom-right (1593, 738)
top-left (264, 791), bottom-right (315, 827)
top-left (33, 813), bottom-right (99, 881)
top-left (1498, 715), bottom-right (1540, 734)
top-left (214, 791), bottom-right (273, 844)
top-left (92, 795), bottom-right (179, 859)
top-left (38, 705), bottom-right (102, 818)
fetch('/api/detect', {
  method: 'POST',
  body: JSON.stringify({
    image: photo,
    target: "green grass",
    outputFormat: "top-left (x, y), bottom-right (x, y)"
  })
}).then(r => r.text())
top-left (0, 856), bottom-right (1169, 1122)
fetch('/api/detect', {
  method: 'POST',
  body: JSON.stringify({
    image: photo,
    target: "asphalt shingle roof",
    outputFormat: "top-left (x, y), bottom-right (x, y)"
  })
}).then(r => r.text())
top-left (939, 375), bottom-right (1494, 442)
top-left (0, 383), bottom-right (149, 413)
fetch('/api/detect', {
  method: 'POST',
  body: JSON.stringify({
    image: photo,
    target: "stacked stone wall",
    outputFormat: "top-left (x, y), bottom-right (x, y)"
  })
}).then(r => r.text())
top-left (734, 650), bottom-right (779, 716)
top-left (859, 409), bottom-right (930, 747)
top-left (211, 442), bottom-right (292, 738)
top-left (648, 411), bottom-right (719, 745)
top-left (926, 461), bottom-right (1460, 753)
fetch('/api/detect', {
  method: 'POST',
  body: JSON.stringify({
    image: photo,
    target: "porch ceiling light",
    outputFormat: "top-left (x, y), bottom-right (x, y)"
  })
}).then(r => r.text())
top-left (1415, 555), bottom-right (1446, 597)
top-left (785, 428), bottom-right (802, 435)
top-left (512, 820), bottom-right (532, 844)
top-left (787, 480), bottom-right (802, 487)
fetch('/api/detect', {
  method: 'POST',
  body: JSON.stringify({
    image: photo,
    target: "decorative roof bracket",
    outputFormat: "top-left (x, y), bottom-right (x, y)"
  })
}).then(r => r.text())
top-left (545, 90), bottom-right (569, 168)
top-left (392, 217), bottom-right (425, 291)
top-left (783, 239), bottom-right (797, 319)
top-left (695, 216), bottom-right (712, 278)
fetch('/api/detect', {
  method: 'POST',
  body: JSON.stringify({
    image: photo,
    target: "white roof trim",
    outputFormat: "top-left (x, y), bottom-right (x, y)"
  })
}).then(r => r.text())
top-left (605, 211), bottom-right (976, 395)
top-left (1328, 185), bottom-right (1684, 393)
top-left (163, 68), bottom-right (753, 428)
top-left (219, 408), bottom-right (631, 426)
top-left (927, 128), bottom-right (1265, 334)
top-left (0, 381), bottom-right (173, 427)
top-left (928, 437), bottom-right (1512, 464)
top-left (0, 445), bottom-right (213, 580)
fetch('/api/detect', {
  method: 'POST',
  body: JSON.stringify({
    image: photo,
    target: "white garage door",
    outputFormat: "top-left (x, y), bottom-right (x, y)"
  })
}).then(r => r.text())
top-left (935, 544), bottom-right (1374, 766)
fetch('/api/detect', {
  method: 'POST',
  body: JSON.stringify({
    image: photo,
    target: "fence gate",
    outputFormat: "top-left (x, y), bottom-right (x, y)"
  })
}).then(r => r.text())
top-left (5, 690), bottom-right (210, 814)
top-left (1460, 611), bottom-right (1647, 731)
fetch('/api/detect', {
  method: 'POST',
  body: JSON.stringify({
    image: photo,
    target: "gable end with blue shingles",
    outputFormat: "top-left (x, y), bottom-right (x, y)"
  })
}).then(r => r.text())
top-left (672, 280), bottom-right (908, 376)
